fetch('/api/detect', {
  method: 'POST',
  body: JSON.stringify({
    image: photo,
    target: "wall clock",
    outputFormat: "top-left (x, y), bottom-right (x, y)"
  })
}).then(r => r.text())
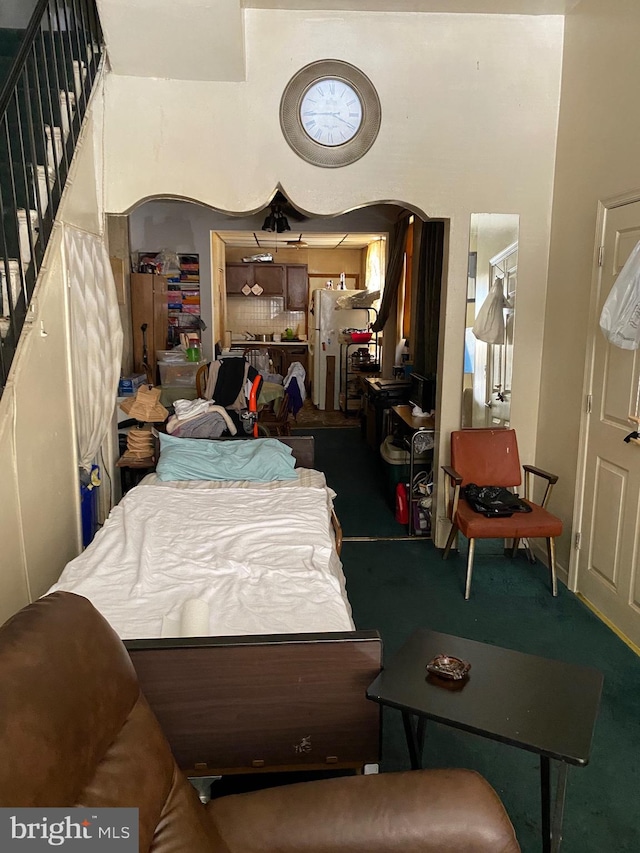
top-left (280, 60), bottom-right (381, 168)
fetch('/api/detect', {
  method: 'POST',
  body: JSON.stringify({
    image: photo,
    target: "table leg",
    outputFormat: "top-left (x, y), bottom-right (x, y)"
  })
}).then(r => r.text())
top-left (541, 755), bottom-right (551, 853)
top-left (551, 763), bottom-right (568, 853)
top-left (402, 712), bottom-right (423, 770)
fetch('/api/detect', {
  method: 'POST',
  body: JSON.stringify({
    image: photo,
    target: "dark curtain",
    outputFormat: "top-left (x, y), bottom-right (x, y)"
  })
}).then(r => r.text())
top-left (371, 212), bottom-right (411, 332)
top-left (412, 220), bottom-right (445, 377)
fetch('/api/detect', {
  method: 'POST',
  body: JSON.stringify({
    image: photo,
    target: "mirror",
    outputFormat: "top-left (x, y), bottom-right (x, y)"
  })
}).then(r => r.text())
top-left (462, 214), bottom-right (519, 428)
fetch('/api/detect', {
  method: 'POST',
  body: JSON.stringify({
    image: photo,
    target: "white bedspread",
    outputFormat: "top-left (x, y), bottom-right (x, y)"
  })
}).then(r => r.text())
top-left (49, 474), bottom-right (354, 640)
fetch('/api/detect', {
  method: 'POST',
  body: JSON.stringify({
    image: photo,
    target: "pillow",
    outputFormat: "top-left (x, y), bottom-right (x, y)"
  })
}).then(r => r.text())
top-left (156, 434), bottom-right (298, 482)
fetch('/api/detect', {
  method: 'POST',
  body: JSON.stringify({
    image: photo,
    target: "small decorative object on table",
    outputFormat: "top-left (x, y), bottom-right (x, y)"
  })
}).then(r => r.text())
top-left (426, 654), bottom-right (471, 681)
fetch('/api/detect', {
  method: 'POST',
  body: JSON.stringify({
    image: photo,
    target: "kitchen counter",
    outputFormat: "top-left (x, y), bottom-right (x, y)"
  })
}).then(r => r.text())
top-left (231, 340), bottom-right (309, 347)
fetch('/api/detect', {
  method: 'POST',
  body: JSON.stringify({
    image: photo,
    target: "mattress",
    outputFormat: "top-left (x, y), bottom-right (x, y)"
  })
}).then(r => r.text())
top-left (49, 469), bottom-right (354, 640)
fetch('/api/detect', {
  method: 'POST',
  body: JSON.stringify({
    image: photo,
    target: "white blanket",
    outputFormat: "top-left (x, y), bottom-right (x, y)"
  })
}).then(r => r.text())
top-left (49, 476), bottom-right (353, 640)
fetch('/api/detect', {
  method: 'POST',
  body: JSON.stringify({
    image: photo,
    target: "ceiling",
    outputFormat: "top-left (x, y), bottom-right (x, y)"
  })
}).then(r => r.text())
top-left (97, 0), bottom-right (582, 82)
top-left (242, 0), bottom-right (581, 13)
top-left (216, 231), bottom-right (385, 249)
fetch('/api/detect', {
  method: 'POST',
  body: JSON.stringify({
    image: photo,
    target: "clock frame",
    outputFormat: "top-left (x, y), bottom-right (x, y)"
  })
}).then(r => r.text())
top-left (279, 60), bottom-right (381, 168)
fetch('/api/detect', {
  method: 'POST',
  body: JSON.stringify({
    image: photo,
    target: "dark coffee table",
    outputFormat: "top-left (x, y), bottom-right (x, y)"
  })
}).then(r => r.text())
top-left (366, 629), bottom-right (603, 853)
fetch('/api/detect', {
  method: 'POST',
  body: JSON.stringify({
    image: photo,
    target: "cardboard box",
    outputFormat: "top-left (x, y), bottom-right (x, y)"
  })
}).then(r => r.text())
top-left (118, 374), bottom-right (147, 396)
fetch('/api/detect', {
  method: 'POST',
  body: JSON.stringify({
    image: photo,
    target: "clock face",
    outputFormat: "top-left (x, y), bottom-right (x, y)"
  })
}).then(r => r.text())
top-left (280, 60), bottom-right (381, 168)
top-left (299, 78), bottom-right (363, 147)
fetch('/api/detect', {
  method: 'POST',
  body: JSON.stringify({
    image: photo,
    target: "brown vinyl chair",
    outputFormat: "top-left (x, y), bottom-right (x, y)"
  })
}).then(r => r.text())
top-left (0, 592), bottom-right (521, 853)
top-left (442, 429), bottom-right (563, 599)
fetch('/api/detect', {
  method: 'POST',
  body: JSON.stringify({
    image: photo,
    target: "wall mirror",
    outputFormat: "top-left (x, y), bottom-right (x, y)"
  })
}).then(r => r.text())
top-left (462, 213), bottom-right (519, 428)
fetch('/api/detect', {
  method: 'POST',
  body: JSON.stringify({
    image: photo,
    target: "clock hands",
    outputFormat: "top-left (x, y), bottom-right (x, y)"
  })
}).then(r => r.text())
top-left (332, 114), bottom-right (357, 129)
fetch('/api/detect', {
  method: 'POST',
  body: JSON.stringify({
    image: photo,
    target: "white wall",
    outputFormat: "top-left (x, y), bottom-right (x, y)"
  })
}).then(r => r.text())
top-left (0, 73), bottom-right (106, 622)
top-left (540, 0), bottom-right (640, 578)
top-left (106, 10), bottom-right (563, 545)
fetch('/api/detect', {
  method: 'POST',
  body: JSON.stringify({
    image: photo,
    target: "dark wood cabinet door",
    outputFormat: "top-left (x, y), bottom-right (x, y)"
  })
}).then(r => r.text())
top-left (226, 264), bottom-right (253, 293)
top-left (254, 264), bottom-right (285, 295)
top-left (130, 273), bottom-right (168, 378)
top-left (285, 265), bottom-right (308, 310)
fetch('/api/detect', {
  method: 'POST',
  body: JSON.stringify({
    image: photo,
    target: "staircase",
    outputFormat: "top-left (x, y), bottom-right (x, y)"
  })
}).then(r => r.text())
top-left (0, 0), bottom-right (103, 395)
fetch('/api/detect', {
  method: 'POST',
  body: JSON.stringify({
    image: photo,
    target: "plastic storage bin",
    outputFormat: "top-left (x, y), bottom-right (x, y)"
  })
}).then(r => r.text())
top-left (158, 358), bottom-right (203, 387)
top-left (80, 465), bottom-right (100, 547)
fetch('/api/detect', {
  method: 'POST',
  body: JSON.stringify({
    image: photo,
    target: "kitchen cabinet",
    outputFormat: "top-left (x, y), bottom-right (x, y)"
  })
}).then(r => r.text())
top-left (226, 263), bottom-right (285, 295)
top-left (130, 272), bottom-right (168, 382)
top-left (285, 265), bottom-right (308, 311)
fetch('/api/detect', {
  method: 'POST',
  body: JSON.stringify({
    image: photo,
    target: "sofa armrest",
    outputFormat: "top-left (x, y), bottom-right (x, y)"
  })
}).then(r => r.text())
top-left (206, 768), bottom-right (520, 853)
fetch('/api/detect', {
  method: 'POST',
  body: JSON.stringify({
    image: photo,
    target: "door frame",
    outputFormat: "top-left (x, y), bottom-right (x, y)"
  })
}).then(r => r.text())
top-left (569, 187), bottom-right (640, 592)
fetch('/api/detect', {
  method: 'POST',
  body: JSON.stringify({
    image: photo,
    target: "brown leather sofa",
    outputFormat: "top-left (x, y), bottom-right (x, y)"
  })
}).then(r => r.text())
top-left (0, 592), bottom-right (521, 853)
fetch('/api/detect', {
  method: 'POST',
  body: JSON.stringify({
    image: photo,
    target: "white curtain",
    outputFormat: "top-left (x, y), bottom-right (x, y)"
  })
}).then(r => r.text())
top-left (65, 226), bottom-right (123, 472)
top-left (365, 238), bottom-right (386, 293)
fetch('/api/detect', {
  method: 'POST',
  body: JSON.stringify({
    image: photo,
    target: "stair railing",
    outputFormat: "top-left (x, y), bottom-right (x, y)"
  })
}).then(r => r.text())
top-left (0, 0), bottom-right (103, 395)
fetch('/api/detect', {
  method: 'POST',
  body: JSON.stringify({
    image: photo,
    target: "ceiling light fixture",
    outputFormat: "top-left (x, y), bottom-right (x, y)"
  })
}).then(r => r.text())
top-left (262, 203), bottom-right (291, 233)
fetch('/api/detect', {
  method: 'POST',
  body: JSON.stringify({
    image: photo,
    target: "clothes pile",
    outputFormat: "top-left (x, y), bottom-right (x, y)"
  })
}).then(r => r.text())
top-left (166, 398), bottom-right (238, 439)
top-left (283, 362), bottom-right (306, 416)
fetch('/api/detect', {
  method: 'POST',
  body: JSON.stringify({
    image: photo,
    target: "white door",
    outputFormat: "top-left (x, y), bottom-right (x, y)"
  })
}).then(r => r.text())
top-left (577, 200), bottom-right (640, 647)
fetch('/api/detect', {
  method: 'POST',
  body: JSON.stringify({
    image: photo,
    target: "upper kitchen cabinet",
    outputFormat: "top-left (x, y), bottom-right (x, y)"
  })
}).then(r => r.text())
top-left (285, 264), bottom-right (308, 311)
top-left (226, 263), bottom-right (285, 295)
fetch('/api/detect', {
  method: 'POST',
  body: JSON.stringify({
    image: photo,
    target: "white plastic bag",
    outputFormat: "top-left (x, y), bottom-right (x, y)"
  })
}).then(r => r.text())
top-left (472, 278), bottom-right (505, 344)
top-left (599, 239), bottom-right (640, 350)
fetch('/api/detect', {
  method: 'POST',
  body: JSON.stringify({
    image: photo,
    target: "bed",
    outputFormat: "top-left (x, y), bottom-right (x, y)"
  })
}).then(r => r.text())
top-left (49, 435), bottom-right (381, 777)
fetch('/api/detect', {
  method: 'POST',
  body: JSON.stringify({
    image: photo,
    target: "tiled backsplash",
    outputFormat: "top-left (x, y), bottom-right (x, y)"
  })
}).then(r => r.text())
top-left (227, 296), bottom-right (305, 338)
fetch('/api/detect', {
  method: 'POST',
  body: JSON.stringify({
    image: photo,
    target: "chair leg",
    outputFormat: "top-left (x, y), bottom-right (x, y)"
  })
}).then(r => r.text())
top-left (523, 537), bottom-right (535, 563)
top-left (465, 539), bottom-right (476, 600)
top-left (547, 538), bottom-right (558, 597)
top-left (443, 524), bottom-right (458, 559)
top-left (511, 537), bottom-right (520, 558)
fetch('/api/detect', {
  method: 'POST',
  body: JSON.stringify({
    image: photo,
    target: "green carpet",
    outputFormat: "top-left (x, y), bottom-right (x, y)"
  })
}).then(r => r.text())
top-left (293, 425), bottom-right (411, 537)
top-left (300, 428), bottom-right (640, 853)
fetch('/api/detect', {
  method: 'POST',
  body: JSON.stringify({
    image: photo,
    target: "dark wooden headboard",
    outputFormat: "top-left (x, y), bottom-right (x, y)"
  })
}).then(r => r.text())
top-left (275, 436), bottom-right (314, 469)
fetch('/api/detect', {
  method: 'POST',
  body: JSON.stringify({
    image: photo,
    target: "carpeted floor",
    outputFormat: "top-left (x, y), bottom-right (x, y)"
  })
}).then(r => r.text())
top-left (294, 428), bottom-right (640, 853)
top-left (210, 428), bottom-right (639, 851)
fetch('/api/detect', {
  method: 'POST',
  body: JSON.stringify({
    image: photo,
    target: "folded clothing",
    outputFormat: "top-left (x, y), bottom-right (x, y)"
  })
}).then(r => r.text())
top-left (173, 398), bottom-right (214, 420)
top-left (166, 404), bottom-right (237, 436)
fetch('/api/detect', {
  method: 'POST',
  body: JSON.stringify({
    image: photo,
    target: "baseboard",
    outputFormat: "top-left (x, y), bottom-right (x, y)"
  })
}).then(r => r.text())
top-left (576, 594), bottom-right (640, 658)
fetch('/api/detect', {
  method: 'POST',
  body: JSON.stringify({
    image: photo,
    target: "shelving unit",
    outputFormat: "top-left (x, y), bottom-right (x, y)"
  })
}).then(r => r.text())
top-left (391, 405), bottom-right (435, 537)
top-left (168, 254), bottom-right (200, 347)
top-left (338, 308), bottom-right (380, 415)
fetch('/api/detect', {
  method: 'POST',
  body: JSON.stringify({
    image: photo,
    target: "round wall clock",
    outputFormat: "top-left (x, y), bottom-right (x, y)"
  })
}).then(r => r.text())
top-left (280, 60), bottom-right (381, 168)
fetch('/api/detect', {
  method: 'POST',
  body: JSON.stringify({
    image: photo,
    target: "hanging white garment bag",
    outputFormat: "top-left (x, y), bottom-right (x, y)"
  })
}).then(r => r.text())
top-left (472, 277), bottom-right (506, 345)
top-left (599, 239), bottom-right (640, 350)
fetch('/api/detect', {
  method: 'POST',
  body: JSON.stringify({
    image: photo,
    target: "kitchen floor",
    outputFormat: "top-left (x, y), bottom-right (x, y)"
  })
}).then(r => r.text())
top-left (291, 398), bottom-right (360, 429)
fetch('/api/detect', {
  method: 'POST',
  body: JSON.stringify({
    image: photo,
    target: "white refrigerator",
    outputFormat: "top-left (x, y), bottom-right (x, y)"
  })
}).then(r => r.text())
top-left (311, 289), bottom-right (370, 410)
